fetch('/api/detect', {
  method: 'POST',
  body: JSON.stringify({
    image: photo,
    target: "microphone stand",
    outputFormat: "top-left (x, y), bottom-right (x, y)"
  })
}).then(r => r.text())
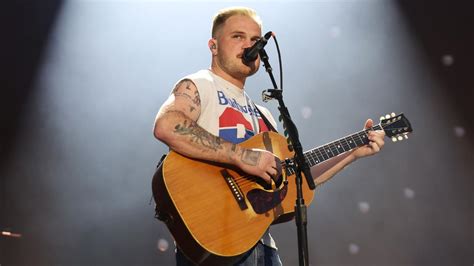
top-left (258, 48), bottom-right (317, 266)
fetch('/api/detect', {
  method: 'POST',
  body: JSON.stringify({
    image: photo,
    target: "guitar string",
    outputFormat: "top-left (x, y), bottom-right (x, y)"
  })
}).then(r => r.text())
top-left (232, 130), bottom-right (369, 187)
top-left (306, 123), bottom-right (408, 162)
top-left (232, 137), bottom-right (380, 188)
top-left (232, 135), bottom-right (367, 188)
top-left (303, 126), bottom-right (388, 162)
top-left (230, 122), bottom-right (406, 189)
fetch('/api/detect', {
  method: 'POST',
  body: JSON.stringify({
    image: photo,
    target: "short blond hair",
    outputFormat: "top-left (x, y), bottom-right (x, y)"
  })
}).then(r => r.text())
top-left (211, 7), bottom-right (262, 38)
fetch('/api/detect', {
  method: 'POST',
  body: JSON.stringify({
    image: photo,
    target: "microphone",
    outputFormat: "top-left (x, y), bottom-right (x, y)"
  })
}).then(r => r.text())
top-left (242, 31), bottom-right (273, 63)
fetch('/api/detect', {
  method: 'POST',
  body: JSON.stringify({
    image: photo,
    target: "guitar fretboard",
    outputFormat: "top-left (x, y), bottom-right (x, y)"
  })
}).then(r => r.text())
top-left (286, 125), bottom-right (382, 175)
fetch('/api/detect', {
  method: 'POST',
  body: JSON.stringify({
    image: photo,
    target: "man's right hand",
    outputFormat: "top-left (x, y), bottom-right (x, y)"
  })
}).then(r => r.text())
top-left (235, 148), bottom-right (282, 184)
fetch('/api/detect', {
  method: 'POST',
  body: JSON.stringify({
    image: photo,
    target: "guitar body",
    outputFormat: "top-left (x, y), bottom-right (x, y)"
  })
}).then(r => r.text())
top-left (152, 131), bottom-right (315, 265)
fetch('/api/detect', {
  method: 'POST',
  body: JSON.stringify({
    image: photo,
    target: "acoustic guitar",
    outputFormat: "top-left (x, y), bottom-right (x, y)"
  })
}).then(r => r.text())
top-left (152, 113), bottom-right (412, 265)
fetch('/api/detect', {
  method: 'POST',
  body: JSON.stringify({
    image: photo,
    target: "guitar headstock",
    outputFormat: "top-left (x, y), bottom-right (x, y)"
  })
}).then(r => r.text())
top-left (379, 113), bottom-right (413, 142)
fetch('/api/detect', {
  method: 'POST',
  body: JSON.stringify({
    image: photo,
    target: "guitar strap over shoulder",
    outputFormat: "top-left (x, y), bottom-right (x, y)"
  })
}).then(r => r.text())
top-left (255, 105), bottom-right (278, 133)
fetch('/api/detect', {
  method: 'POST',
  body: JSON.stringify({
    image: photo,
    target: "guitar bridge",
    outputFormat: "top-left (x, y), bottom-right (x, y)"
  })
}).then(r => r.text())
top-left (220, 169), bottom-right (248, 210)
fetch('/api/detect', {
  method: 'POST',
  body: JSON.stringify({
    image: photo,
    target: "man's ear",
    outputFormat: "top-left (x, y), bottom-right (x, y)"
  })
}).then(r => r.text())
top-left (208, 39), bottom-right (217, 54)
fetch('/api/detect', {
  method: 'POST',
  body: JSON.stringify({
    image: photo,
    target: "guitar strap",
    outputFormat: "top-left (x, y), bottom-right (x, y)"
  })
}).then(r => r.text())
top-left (255, 105), bottom-right (278, 133)
top-left (153, 154), bottom-right (167, 221)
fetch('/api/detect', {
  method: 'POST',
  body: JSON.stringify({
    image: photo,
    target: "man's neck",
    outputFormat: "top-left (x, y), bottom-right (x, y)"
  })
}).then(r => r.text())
top-left (210, 66), bottom-right (245, 90)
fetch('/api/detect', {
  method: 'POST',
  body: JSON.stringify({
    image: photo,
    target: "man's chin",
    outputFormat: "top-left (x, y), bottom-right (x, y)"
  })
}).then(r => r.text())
top-left (243, 64), bottom-right (260, 77)
top-left (246, 69), bottom-right (258, 77)
top-left (237, 69), bottom-right (258, 79)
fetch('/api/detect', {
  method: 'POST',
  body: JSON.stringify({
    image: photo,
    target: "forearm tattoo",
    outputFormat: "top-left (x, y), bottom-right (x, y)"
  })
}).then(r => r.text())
top-left (174, 119), bottom-right (223, 151)
top-left (241, 149), bottom-right (261, 166)
top-left (172, 80), bottom-right (201, 113)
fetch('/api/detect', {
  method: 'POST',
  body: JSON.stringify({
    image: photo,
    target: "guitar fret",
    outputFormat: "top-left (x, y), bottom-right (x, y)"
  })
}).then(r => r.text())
top-left (294, 124), bottom-right (394, 172)
top-left (340, 138), bottom-right (351, 151)
top-left (354, 133), bottom-right (365, 146)
top-left (313, 151), bottom-right (319, 163)
top-left (340, 139), bottom-right (350, 151)
top-left (312, 149), bottom-right (320, 163)
top-left (362, 131), bottom-right (368, 143)
top-left (312, 150), bottom-right (322, 164)
top-left (328, 143), bottom-right (338, 157)
top-left (307, 151), bottom-right (316, 165)
top-left (318, 147), bottom-right (329, 161)
top-left (348, 136), bottom-right (358, 149)
top-left (314, 150), bottom-right (322, 164)
top-left (335, 141), bottom-right (345, 154)
top-left (313, 148), bottom-right (324, 163)
top-left (324, 144), bottom-right (335, 158)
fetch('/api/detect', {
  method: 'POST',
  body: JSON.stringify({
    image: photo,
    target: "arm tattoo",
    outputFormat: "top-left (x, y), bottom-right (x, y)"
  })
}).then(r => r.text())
top-left (193, 90), bottom-right (201, 106)
top-left (172, 79), bottom-right (191, 93)
top-left (241, 149), bottom-right (261, 166)
top-left (174, 92), bottom-right (193, 101)
top-left (172, 80), bottom-right (201, 113)
top-left (174, 119), bottom-right (223, 151)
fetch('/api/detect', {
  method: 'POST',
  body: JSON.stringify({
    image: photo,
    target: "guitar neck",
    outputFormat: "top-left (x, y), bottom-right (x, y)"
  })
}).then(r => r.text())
top-left (286, 125), bottom-right (382, 175)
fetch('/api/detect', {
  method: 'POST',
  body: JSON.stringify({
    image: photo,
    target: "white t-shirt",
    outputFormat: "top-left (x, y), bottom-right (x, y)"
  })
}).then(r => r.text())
top-left (182, 69), bottom-right (277, 143)
top-left (177, 69), bottom-right (278, 249)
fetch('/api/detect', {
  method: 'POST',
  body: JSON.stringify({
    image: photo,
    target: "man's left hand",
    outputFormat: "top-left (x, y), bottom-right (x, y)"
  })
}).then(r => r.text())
top-left (352, 119), bottom-right (385, 159)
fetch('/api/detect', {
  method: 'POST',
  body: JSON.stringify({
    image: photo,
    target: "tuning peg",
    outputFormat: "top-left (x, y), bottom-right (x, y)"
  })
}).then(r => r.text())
top-left (385, 114), bottom-right (391, 119)
top-left (391, 112), bottom-right (395, 117)
top-left (380, 116), bottom-right (385, 121)
top-left (391, 136), bottom-right (398, 142)
top-left (397, 135), bottom-right (403, 141)
top-left (404, 134), bottom-right (409, 139)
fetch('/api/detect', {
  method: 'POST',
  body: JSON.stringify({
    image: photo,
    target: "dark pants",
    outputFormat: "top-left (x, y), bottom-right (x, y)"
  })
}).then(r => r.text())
top-left (176, 242), bottom-right (282, 266)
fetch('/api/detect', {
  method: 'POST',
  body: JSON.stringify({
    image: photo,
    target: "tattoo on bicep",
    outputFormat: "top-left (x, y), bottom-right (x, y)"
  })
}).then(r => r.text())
top-left (184, 82), bottom-right (192, 90)
top-left (172, 80), bottom-right (201, 113)
top-left (193, 90), bottom-right (201, 106)
top-left (174, 120), bottom-right (223, 151)
top-left (172, 80), bottom-right (190, 93)
top-left (174, 92), bottom-right (193, 101)
top-left (241, 149), bottom-right (261, 166)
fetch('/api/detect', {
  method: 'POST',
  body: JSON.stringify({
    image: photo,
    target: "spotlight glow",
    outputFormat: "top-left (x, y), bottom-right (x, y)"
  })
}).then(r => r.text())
top-left (403, 188), bottom-right (415, 199)
top-left (1, 231), bottom-right (22, 238)
top-left (358, 201), bottom-right (370, 213)
top-left (441, 54), bottom-right (454, 66)
top-left (157, 238), bottom-right (169, 252)
top-left (453, 126), bottom-right (465, 138)
top-left (348, 243), bottom-right (360, 255)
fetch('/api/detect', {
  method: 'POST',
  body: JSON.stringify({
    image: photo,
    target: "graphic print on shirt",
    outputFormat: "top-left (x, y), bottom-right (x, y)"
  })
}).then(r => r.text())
top-left (217, 90), bottom-right (269, 143)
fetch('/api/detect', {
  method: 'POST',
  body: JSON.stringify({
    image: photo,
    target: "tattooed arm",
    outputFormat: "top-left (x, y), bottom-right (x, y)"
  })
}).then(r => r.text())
top-left (154, 79), bottom-right (278, 183)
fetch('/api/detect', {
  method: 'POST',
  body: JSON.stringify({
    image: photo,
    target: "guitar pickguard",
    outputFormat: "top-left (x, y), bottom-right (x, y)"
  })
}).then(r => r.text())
top-left (246, 184), bottom-right (288, 214)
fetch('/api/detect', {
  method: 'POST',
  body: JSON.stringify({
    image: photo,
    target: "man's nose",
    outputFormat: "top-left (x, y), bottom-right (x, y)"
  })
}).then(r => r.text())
top-left (243, 39), bottom-right (255, 49)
